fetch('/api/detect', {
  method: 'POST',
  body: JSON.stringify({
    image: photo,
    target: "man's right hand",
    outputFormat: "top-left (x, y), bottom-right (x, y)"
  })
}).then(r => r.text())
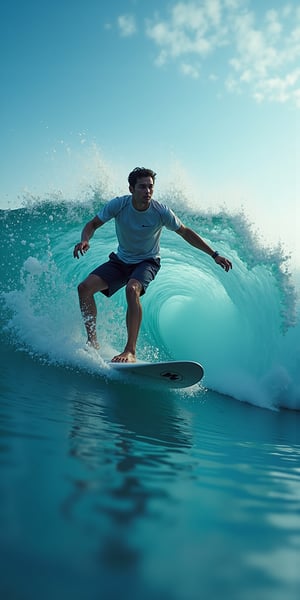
top-left (73, 241), bottom-right (90, 259)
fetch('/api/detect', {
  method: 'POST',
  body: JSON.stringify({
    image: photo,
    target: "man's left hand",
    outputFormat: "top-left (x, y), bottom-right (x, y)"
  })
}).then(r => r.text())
top-left (215, 255), bottom-right (232, 272)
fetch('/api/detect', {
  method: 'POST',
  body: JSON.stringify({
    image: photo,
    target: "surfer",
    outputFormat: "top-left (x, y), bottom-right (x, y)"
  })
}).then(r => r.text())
top-left (73, 167), bottom-right (232, 363)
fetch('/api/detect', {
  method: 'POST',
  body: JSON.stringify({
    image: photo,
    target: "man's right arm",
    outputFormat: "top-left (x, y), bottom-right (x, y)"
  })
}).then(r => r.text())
top-left (73, 216), bottom-right (104, 259)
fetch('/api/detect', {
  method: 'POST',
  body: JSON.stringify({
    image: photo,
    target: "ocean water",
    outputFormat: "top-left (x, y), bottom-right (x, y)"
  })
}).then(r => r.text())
top-left (1, 188), bottom-right (300, 600)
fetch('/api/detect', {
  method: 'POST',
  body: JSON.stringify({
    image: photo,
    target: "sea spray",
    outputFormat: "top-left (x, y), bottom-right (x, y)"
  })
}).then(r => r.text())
top-left (1, 190), bottom-right (299, 410)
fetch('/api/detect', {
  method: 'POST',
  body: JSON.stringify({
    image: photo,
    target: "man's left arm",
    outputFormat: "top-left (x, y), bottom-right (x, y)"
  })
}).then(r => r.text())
top-left (176, 225), bottom-right (232, 272)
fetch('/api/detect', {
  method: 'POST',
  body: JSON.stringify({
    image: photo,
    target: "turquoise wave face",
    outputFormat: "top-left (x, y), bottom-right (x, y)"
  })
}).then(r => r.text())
top-left (0, 195), bottom-right (299, 410)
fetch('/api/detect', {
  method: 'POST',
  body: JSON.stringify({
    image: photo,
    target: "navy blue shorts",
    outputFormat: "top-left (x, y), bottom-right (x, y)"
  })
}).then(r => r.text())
top-left (91, 252), bottom-right (161, 297)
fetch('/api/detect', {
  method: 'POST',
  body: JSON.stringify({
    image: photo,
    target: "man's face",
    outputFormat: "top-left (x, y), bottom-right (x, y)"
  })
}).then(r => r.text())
top-left (130, 176), bottom-right (154, 210)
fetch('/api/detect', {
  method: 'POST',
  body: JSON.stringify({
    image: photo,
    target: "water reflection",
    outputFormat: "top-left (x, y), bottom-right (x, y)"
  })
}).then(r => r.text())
top-left (1, 353), bottom-right (300, 600)
top-left (63, 382), bottom-right (193, 568)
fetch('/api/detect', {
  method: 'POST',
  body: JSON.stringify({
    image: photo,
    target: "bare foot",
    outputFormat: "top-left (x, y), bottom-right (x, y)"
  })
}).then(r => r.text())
top-left (111, 351), bottom-right (136, 363)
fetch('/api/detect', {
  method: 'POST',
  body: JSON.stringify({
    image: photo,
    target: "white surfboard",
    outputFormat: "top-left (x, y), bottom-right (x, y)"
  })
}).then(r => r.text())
top-left (108, 360), bottom-right (204, 389)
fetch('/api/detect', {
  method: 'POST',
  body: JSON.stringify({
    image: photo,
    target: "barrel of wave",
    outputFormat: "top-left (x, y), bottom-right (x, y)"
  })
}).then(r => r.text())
top-left (144, 262), bottom-right (239, 385)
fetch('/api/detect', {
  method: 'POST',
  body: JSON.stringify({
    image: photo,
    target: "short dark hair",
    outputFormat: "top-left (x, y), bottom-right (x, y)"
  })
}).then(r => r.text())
top-left (128, 167), bottom-right (156, 188)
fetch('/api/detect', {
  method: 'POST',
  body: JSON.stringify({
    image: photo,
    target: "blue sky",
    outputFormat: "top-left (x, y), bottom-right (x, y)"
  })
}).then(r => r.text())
top-left (1, 0), bottom-right (299, 257)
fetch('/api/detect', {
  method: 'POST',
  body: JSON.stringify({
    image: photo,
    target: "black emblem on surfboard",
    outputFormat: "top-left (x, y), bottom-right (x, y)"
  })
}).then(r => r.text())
top-left (160, 370), bottom-right (183, 382)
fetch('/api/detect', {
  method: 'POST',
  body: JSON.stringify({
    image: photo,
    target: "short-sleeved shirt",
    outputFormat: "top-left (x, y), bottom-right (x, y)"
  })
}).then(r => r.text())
top-left (97, 195), bottom-right (182, 264)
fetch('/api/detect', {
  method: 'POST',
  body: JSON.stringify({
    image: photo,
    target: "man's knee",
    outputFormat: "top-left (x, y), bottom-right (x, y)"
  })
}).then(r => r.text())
top-left (77, 281), bottom-right (86, 296)
top-left (78, 274), bottom-right (107, 297)
top-left (126, 279), bottom-right (142, 298)
top-left (77, 280), bottom-right (89, 298)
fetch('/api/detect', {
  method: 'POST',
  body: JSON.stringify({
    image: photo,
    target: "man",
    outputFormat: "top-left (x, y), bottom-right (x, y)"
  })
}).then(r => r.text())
top-left (73, 167), bottom-right (232, 363)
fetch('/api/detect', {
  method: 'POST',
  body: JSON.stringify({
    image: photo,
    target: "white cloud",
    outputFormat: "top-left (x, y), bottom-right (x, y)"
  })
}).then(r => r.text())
top-left (146, 0), bottom-right (228, 65)
top-left (143, 1), bottom-right (300, 107)
top-left (180, 62), bottom-right (200, 78)
top-left (254, 69), bottom-right (300, 105)
top-left (117, 14), bottom-right (137, 37)
top-left (265, 10), bottom-right (282, 36)
top-left (228, 5), bottom-right (300, 105)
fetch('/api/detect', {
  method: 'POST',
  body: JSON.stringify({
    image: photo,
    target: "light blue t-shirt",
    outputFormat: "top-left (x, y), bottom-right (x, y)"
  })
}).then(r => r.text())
top-left (97, 195), bottom-right (182, 263)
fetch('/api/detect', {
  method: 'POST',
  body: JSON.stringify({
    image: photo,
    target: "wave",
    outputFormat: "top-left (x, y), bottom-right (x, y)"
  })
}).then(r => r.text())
top-left (1, 189), bottom-right (299, 411)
